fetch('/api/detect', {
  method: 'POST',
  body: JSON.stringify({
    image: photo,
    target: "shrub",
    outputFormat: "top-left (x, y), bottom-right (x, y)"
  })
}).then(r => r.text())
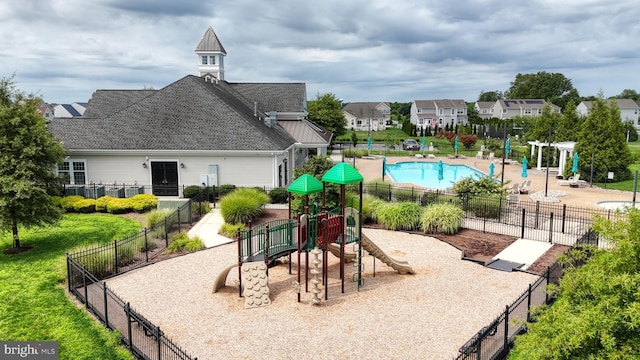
top-left (216, 184), bottom-right (236, 198)
top-left (362, 195), bottom-right (386, 224)
top-left (269, 187), bottom-right (288, 204)
top-left (129, 194), bottom-right (158, 212)
top-left (145, 209), bottom-right (172, 228)
top-left (71, 245), bottom-right (113, 278)
top-left (95, 196), bottom-right (114, 212)
top-left (51, 196), bottom-right (62, 207)
top-left (60, 195), bottom-right (85, 212)
top-left (421, 203), bottom-right (465, 234)
top-left (106, 198), bottom-right (132, 214)
top-left (376, 202), bottom-right (423, 231)
top-left (464, 195), bottom-right (505, 219)
top-left (219, 223), bottom-right (246, 238)
top-left (220, 187), bottom-right (270, 224)
top-left (73, 199), bottom-right (96, 213)
top-left (166, 232), bottom-right (205, 253)
top-left (183, 185), bottom-right (203, 198)
top-left (191, 201), bottom-right (212, 216)
top-left (392, 187), bottom-right (419, 202)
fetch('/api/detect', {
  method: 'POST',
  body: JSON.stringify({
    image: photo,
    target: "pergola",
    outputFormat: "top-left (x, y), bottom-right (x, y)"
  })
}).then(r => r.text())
top-left (527, 140), bottom-right (576, 174)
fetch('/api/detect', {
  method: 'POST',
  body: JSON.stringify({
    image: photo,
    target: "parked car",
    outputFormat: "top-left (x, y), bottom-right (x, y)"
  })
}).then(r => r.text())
top-left (402, 139), bottom-right (420, 151)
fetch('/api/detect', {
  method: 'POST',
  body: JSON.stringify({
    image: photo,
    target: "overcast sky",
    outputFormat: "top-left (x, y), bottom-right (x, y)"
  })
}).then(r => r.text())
top-left (2, 0), bottom-right (639, 104)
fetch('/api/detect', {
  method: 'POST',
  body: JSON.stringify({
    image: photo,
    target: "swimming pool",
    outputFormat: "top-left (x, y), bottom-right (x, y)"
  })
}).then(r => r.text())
top-left (385, 161), bottom-right (485, 189)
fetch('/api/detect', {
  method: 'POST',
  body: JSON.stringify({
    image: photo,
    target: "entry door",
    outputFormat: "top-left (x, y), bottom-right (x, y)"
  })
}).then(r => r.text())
top-left (151, 162), bottom-right (178, 196)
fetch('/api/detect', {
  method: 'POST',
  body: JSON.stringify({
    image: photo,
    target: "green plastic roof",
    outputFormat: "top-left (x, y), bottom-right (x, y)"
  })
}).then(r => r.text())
top-left (321, 162), bottom-right (363, 185)
top-left (287, 174), bottom-right (323, 195)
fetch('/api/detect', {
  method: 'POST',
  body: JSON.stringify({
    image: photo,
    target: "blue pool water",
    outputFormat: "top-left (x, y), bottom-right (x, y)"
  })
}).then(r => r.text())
top-left (385, 161), bottom-right (485, 189)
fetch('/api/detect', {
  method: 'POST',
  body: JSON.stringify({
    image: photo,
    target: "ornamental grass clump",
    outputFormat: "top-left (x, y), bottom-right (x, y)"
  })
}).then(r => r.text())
top-left (166, 232), bottom-right (205, 253)
top-left (220, 187), bottom-right (270, 224)
top-left (421, 203), bottom-right (465, 234)
top-left (376, 201), bottom-right (423, 231)
top-left (219, 223), bottom-right (246, 238)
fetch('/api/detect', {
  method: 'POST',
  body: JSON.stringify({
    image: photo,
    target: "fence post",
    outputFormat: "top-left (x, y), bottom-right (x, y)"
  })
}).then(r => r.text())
top-left (548, 212), bottom-right (554, 243)
top-left (83, 266), bottom-right (88, 309)
top-left (114, 240), bottom-right (119, 275)
top-left (388, 184), bottom-right (391, 202)
top-left (526, 283), bottom-right (532, 322)
top-left (164, 217), bottom-right (169, 247)
top-left (483, 203), bottom-right (487, 233)
top-left (104, 283), bottom-right (109, 329)
top-left (503, 305), bottom-right (509, 355)
top-left (144, 228), bottom-right (149, 263)
top-left (545, 268), bottom-right (551, 304)
top-left (535, 201), bottom-right (540, 228)
top-left (66, 255), bottom-right (72, 292)
top-left (188, 198), bottom-right (193, 225)
top-left (177, 208), bottom-right (181, 232)
top-left (521, 208), bottom-right (526, 239)
top-left (125, 303), bottom-right (133, 350)
top-left (156, 326), bottom-right (162, 360)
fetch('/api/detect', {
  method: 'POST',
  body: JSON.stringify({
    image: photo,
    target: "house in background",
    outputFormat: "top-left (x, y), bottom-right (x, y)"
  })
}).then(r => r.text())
top-left (409, 99), bottom-right (467, 131)
top-left (53, 102), bottom-right (87, 118)
top-left (48, 27), bottom-right (331, 197)
top-left (342, 102), bottom-right (391, 132)
top-left (474, 101), bottom-right (495, 120)
top-left (491, 99), bottom-right (560, 119)
top-left (577, 99), bottom-right (640, 129)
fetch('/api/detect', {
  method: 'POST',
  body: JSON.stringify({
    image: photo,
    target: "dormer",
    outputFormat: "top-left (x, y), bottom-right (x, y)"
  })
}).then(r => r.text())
top-left (195, 27), bottom-right (227, 80)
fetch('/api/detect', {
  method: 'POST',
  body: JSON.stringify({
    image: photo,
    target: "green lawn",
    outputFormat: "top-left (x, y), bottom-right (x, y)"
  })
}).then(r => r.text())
top-left (0, 214), bottom-right (141, 360)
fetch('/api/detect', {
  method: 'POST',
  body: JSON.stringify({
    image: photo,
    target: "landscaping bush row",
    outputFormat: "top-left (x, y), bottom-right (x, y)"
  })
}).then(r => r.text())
top-left (53, 194), bottom-right (159, 214)
top-left (183, 184), bottom-right (288, 204)
top-left (219, 187), bottom-right (270, 224)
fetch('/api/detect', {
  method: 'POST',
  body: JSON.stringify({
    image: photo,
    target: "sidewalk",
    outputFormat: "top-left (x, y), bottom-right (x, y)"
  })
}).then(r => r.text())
top-left (187, 208), bottom-right (234, 248)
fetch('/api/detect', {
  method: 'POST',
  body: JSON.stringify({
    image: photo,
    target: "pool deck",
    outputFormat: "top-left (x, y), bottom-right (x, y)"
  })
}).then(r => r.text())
top-left (336, 154), bottom-right (636, 209)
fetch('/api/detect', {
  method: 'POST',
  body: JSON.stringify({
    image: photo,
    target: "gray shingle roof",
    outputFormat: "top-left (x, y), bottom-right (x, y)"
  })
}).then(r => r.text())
top-left (230, 83), bottom-right (307, 113)
top-left (83, 90), bottom-right (156, 118)
top-left (342, 102), bottom-right (387, 118)
top-left (195, 26), bottom-right (227, 54)
top-left (49, 75), bottom-right (296, 151)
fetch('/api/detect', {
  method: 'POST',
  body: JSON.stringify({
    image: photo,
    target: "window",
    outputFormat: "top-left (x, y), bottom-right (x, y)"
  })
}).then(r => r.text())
top-left (439, 108), bottom-right (443, 115)
top-left (525, 109), bottom-right (532, 115)
top-left (201, 56), bottom-right (208, 65)
top-left (502, 109), bottom-right (507, 113)
top-left (220, 56), bottom-right (223, 67)
top-left (209, 56), bottom-right (216, 65)
top-left (58, 160), bottom-right (86, 184)
top-left (418, 119), bottom-right (424, 125)
top-left (451, 109), bottom-right (455, 115)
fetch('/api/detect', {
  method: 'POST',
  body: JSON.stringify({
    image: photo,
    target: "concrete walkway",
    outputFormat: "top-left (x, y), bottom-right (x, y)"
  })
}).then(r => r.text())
top-left (187, 209), bottom-right (234, 248)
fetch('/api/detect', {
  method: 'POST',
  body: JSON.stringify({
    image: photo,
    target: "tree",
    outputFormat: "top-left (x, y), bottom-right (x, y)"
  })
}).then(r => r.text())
top-left (390, 102), bottom-right (412, 118)
top-left (459, 134), bottom-right (477, 150)
top-left (0, 75), bottom-right (66, 250)
top-left (611, 89), bottom-right (640, 101)
top-left (291, 156), bottom-right (339, 213)
top-left (575, 98), bottom-right (632, 182)
top-left (622, 121), bottom-right (639, 142)
top-left (505, 71), bottom-right (580, 109)
top-left (307, 93), bottom-right (346, 140)
top-left (509, 209), bottom-right (640, 359)
top-left (554, 100), bottom-right (581, 142)
top-left (477, 90), bottom-right (503, 102)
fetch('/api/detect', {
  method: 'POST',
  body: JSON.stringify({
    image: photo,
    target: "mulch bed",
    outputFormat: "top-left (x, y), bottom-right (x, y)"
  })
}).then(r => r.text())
top-left (254, 208), bottom-right (568, 275)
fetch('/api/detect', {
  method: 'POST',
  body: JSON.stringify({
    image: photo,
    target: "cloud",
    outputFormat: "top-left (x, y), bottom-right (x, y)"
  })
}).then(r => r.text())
top-left (2, 0), bottom-right (640, 103)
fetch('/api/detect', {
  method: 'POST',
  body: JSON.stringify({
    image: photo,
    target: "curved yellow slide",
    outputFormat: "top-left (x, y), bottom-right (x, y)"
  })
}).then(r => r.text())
top-left (327, 233), bottom-right (414, 274)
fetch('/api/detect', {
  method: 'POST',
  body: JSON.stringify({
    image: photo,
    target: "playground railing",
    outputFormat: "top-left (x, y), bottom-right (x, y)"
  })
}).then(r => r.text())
top-left (238, 218), bottom-right (298, 263)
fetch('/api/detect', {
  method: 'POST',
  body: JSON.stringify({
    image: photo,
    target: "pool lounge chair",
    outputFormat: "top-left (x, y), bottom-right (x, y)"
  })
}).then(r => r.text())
top-left (519, 180), bottom-right (531, 194)
top-left (558, 174), bottom-right (586, 187)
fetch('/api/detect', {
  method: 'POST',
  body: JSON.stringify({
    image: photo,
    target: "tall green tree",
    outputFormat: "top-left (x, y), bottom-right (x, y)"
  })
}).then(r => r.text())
top-left (0, 76), bottom-right (66, 249)
top-left (611, 88), bottom-right (640, 101)
top-left (477, 90), bottom-right (503, 102)
top-left (554, 100), bottom-right (581, 142)
top-left (505, 71), bottom-right (580, 109)
top-left (575, 98), bottom-right (632, 182)
top-left (307, 93), bottom-right (346, 140)
top-left (524, 104), bottom-right (561, 143)
top-left (509, 209), bottom-right (640, 359)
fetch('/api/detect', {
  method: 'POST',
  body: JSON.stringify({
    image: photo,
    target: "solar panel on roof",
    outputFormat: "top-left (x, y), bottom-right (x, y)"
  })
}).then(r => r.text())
top-left (525, 100), bottom-right (543, 104)
top-left (62, 104), bottom-right (82, 117)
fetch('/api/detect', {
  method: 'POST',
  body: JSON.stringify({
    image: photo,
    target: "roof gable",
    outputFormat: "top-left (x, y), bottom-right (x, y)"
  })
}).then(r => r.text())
top-left (195, 26), bottom-right (227, 54)
top-left (49, 75), bottom-right (296, 151)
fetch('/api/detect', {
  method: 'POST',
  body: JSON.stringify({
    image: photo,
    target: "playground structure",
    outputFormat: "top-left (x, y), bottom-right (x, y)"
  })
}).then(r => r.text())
top-left (213, 163), bottom-right (414, 305)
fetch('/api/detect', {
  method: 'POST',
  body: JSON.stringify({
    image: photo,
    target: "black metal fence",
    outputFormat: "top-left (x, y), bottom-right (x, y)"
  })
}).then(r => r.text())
top-left (66, 189), bottom-right (210, 360)
top-left (360, 183), bottom-right (626, 247)
top-left (453, 261), bottom-right (564, 360)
